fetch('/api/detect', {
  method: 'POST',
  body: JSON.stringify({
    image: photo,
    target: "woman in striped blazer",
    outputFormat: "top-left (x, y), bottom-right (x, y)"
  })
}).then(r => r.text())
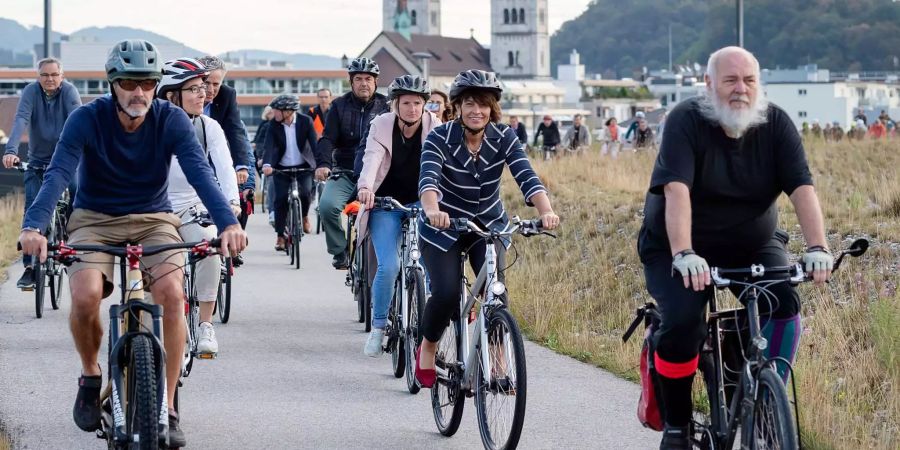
top-left (414, 70), bottom-right (561, 388)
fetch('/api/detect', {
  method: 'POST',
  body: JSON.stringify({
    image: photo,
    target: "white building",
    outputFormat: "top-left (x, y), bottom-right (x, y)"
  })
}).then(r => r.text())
top-left (646, 71), bottom-right (706, 109)
top-left (52, 35), bottom-right (195, 71)
top-left (501, 79), bottom-right (589, 133)
top-left (490, 0), bottom-right (551, 80)
top-left (765, 81), bottom-right (900, 129)
top-left (556, 49), bottom-right (585, 103)
top-left (383, 0), bottom-right (441, 36)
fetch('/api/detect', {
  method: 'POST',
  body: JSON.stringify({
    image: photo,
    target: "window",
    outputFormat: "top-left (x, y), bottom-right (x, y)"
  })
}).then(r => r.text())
top-left (504, 9), bottom-right (509, 24)
top-left (431, 11), bottom-right (437, 26)
top-left (411, 10), bottom-right (417, 26)
top-left (671, 93), bottom-right (676, 102)
top-left (798, 89), bottom-right (807, 96)
top-left (511, 8), bottom-right (518, 23)
top-left (508, 51), bottom-right (515, 67)
top-left (520, 8), bottom-right (525, 23)
top-left (539, 8), bottom-right (545, 25)
top-left (798, 111), bottom-right (807, 118)
top-left (515, 50), bottom-right (520, 66)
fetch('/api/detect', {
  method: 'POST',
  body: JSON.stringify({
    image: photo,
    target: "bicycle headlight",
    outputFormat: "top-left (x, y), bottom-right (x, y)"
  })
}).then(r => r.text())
top-left (409, 248), bottom-right (421, 261)
top-left (291, 189), bottom-right (299, 197)
top-left (490, 281), bottom-right (506, 296)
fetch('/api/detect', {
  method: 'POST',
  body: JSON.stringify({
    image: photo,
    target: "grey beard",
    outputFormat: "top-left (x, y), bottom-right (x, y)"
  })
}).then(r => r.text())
top-left (697, 92), bottom-right (769, 138)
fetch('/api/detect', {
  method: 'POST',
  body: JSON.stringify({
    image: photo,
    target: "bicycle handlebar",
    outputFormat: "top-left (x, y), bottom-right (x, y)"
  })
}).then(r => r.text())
top-left (272, 167), bottom-right (316, 175)
top-left (327, 168), bottom-right (355, 180)
top-left (372, 196), bottom-right (422, 213)
top-left (436, 216), bottom-right (551, 238)
top-left (46, 239), bottom-right (222, 259)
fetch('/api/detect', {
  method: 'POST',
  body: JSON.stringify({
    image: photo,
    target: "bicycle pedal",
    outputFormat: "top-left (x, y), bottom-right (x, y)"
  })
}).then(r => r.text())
top-left (20, 286), bottom-right (35, 292)
top-left (197, 352), bottom-right (217, 359)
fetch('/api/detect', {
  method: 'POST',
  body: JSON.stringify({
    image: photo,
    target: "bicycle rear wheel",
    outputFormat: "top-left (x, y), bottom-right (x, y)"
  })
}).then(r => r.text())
top-left (33, 262), bottom-right (45, 318)
top-left (747, 368), bottom-right (798, 450)
top-left (127, 335), bottom-right (160, 450)
top-left (217, 258), bottom-right (232, 324)
top-left (404, 269), bottom-right (426, 394)
top-left (390, 277), bottom-right (405, 378)
top-left (353, 241), bottom-right (365, 323)
top-left (431, 319), bottom-right (465, 437)
top-left (475, 307), bottom-right (528, 450)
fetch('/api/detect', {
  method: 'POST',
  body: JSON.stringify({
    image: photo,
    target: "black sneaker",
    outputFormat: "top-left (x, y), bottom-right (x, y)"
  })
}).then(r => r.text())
top-left (16, 267), bottom-right (35, 290)
top-left (659, 424), bottom-right (691, 450)
top-left (168, 411), bottom-right (187, 448)
top-left (73, 374), bottom-right (102, 432)
top-left (332, 251), bottom-right (349, 270)
top-left (232, 254), bottom-right (244, 268)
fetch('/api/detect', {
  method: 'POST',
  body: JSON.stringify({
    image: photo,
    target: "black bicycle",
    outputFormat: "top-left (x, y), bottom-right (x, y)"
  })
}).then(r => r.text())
top-left (272, 167), bottom-right (315, 269)
top-left (42, 239), bottom-right (221, 449)
top-left (624, 239), bottom-right (868, 450)
top-left (13, 161), bottom-right (69, 318)
top-left (371, 197), bottom-right (428, 394)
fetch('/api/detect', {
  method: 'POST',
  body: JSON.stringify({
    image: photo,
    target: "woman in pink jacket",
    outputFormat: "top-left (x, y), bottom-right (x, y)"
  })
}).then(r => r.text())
top-left (357, 75), bottom-right (441, 356)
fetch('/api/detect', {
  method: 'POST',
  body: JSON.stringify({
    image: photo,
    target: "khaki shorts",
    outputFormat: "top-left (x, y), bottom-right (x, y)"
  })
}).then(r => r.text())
top-left (67, 209), bottom-right (185, 298)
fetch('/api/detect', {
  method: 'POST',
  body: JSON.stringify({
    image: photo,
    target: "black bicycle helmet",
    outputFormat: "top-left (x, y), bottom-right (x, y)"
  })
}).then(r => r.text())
top-left (105, 39), bottom-right (163, 82)
top-left (269, 94), bottom-right (300, 111)
top-left (388, 75), bottom-right (430, 100)
top-left (348, 57), bottom-right (380, 77)
top-left (449, 70), bottom-right (502, 102)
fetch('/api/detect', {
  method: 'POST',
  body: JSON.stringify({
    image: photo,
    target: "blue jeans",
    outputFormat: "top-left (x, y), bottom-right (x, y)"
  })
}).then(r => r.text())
top-left (369, 204), bottom-right (416, 329)
top-left (22, 167), bottom-right (77, 267)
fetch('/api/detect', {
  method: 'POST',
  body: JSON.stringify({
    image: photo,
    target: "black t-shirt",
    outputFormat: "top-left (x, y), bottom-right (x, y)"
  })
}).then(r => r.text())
top-left (639, 97), bottom-right (814, 257)
top-left (376, 118), bottom-right (423, 205)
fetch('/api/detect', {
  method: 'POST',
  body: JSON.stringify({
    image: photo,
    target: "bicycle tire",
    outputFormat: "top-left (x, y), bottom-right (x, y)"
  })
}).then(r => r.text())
top-left (217, 258), bottom-right (232, 324)
top-left (49, 262), bottom-right (64, 310)
top-left (292, 200), bottom-right (301, 270)
top-left (747, 368), bottom-right (798, 450)
top-left (404, 269), bottom-right (426, 394)
top-left (47, 213), bottom-right (63, 310)
top-left (353, 242), bottom-right (365, 323)
top-left (698, 351), bottom-right (724, 450)
top-left (475, 307), bottom-right (528, 450)
top-left (33, 262), bottom-right (45, 318)
top-left (363, 278), bottom-right (372, 333)
top-left (431, 319), bottom-right (465, 437)
top-left (127, 335), bottom-right (160, 450)
top-left (390, 277), bottom-right (405, 379)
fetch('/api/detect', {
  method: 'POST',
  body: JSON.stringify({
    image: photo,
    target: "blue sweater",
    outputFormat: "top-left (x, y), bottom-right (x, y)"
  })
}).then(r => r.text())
top-left (3, 81), bottom-right (82, 165)
top-left (23, 97), bottom-right (238, 232)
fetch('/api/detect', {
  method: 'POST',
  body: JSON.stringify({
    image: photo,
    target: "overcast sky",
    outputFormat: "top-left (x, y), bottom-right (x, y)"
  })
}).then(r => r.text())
top-left (5, 0), bottom-right (591, 57)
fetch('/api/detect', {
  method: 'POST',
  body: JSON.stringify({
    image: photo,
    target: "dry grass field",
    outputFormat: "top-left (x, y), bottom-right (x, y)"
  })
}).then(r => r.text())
top-left (0, 193), bottom-right (20, 450)
top-left (502, 140), bottom-right (899, 449)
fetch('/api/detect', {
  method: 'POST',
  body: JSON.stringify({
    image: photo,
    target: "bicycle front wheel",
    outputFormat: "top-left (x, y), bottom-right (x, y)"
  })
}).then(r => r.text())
top-left (431, 319), bottom-right (465, 436)
top-left (127, 335), bottom-right (160, 450)
top-left (217, 258), bottom-right (232, 324)
top-left (747, 368), bottom-right (798, 450)
top-left (33, 263), bottom-right (45, 318)
top-left (475, 307), bottom-right (528, 450)
top-left (390, 277), bottom-right (405, 379)
top-left (291, 201), bottom-right (301, 269)
top-left (404, 269), bottom-right (426, 394)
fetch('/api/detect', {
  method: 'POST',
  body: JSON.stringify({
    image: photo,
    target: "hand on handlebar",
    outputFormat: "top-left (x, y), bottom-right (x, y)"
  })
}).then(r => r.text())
top-left (802, 249), bottom-right (833, 285)
top-left (218, 224), bottom-right (248, 257)
top-left (539, 212), bottom-right (560, 230)
top-left (315, 167), bottom-right (331, 181)
top-left (425, 209), bottom-right (450, 230)
top-left (357, 188), bottom-right (375, 210)
top-left (18, 230), bottom-right (47, 263)
top-left (672, 252), bottom-right (711, 291)
top-left (2, 154), bottom-right (20, 169)
top-left (262, 166), bottom-right (273, 176)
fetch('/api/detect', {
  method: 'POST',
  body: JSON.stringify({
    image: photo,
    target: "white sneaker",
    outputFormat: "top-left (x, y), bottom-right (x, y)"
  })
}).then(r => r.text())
top-left (197, 322), bottom-right (218, 355)
top-left (364, 328), bottom-right (385, 357)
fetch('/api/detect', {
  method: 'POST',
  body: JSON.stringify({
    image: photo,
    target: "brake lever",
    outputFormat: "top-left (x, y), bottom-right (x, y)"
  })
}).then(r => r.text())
top-left (540, 231), bottom-right (557, 239)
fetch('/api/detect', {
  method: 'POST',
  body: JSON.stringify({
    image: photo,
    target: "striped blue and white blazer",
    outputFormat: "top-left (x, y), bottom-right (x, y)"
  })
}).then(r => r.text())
top-left (418, 120), bottom-right (548, 252)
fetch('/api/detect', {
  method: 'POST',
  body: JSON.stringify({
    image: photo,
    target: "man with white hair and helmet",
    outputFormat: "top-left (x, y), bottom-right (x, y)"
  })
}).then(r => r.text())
top-left (638, 46), bottom-right (832, 449)
top-left (625, 110), bottom-right (646, 145)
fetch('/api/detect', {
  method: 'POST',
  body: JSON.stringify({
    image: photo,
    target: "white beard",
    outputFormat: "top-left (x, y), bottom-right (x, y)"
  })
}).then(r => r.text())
top-left (697, 90), bottom-right (769, 137)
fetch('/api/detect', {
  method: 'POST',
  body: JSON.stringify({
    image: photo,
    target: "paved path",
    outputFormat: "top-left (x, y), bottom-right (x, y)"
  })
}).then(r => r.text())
top-left (0, 215), bottom-right (658, 449)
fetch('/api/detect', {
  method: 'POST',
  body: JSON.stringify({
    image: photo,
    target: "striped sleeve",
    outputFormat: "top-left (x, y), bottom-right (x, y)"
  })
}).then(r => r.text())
top-left (419, 127), bottom-right (446, 200)
top-left (504, 128), bottom-right (547, 206)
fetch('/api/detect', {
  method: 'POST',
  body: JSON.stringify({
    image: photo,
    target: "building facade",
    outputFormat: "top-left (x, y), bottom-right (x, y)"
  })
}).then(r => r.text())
top-left (383, 0), bottom-right (441, 37)
top-left (490, 0), bottom-right (551, 80)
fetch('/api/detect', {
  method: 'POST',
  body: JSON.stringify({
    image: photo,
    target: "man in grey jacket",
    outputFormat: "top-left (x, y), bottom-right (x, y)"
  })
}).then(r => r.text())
top-left (563, 113), bottom-right (592, 151)
top-left (2, 57), bottom-right (82, 289)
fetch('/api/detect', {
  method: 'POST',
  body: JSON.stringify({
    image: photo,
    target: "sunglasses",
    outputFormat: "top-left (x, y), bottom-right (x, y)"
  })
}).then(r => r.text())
top-left (117, 79), bottom-right (159, 92)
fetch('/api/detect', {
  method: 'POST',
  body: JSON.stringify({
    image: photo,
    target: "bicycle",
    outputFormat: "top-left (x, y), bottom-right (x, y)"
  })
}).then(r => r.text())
top-left (13, 161), bottom-right (69, 318)
top-left (272, 167), bottom-right (315, 270)
top-left (430, 217), bottom-right (554, 450)
top-left (623, 238), bottom-right (869, 450)
top-left (344, 201), bottom-right (372, 331)
top-left (40, 238), bottom-right (221, 449)
top-left (371, 197), bottom-right (428, 394)
top-left (541, 145), bottom-right (557, 161)
top-left (313, 179), bottom-right (325, 234)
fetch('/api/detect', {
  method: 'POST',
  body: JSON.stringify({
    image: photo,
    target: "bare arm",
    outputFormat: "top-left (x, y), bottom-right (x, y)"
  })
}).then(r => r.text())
top-left (663, 181), bottom-right (692, 256)
top-left (789, 185), bottom-right (828, 250)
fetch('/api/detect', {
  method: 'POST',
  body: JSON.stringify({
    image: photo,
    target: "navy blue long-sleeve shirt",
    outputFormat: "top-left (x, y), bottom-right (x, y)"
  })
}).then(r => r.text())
top-left (3, 81), bottom-right (82, 165)
top-left (23, 97), bottom-right (238, 232)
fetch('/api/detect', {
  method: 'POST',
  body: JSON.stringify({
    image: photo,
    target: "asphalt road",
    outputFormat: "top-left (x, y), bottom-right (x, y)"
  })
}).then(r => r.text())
top-left (0, 214), bottom-right (658, 449)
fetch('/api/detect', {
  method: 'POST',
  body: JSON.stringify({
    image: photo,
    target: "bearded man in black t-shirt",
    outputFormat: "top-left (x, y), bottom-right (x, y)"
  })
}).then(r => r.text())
top-left (637, 46), bottom-right (834, 450)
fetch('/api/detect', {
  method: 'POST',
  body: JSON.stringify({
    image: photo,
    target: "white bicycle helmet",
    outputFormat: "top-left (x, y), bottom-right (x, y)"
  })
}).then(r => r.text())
top-left (157, 58), bottom-right (209, 99)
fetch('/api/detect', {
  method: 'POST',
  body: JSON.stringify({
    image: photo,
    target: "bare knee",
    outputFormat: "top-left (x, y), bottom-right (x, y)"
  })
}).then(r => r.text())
top-left (69, 270), bottom-right (104, 315)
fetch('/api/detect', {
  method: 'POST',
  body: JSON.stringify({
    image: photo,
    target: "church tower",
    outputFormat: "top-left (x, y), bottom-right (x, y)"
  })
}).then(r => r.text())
top-left (491, 0), bottom-right (551, 79)
top-left (383, 0), bottom-right (442, 37)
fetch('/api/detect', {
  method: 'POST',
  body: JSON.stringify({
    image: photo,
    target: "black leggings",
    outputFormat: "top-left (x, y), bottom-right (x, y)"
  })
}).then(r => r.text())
top-left (420, 234), bottom-right (490, 343)
top-left (273, 165), bottom-right (312, 236)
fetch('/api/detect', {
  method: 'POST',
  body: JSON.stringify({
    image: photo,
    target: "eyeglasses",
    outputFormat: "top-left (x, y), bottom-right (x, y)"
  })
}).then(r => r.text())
top-left (39, 73), bottom-right (61, 79)
top-left (117, 79), bottom-right (159, 92)
top-left (181, 84), bottom-right (209, 95)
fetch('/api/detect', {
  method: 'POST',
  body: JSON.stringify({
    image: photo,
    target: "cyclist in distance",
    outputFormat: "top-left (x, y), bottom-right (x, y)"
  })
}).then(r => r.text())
top-left (533, 114), bottom-right (561, 157)
top-left (261, 94), bottom-right (320, 249)
top-left (315, 57), bottom-right (389, 269)
top-left (637, 46), bottom-right (832, 450)
top-left (2, 57), bottom-right (82, 289)
top-left (17, 40), bottom-right (247, 448)
top-left (157, 57), bottom-right (241, 357)
top-left (356, 74), bottom-right (441, 357)
top-left (414, 70), bottom-right (560, 387)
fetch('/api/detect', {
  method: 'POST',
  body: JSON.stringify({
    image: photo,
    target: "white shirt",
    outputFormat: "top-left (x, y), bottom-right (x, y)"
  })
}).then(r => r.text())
top-left (168, 115), bottom-right (240, 213)
top-left (278, 120), bottom-right (303, 167)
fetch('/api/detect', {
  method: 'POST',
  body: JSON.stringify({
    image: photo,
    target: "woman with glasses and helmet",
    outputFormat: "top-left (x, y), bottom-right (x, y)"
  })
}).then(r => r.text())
top-left (356, 75), bottom-right (442, 357)
top-left (157, 57), bottom-right (241, 357)
top-left (413, 70), bottom-right (560, 387)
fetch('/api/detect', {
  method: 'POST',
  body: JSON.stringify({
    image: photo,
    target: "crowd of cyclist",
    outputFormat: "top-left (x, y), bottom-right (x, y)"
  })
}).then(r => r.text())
top-left (4, 37), bottom-right (839, 450)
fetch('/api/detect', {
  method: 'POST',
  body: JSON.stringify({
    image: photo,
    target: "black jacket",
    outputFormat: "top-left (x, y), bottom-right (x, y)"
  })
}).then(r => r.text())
top-left (252, 120), bottom-right (273, 162)
top-left (316, 91), bottom-right (389, 170)
top-left (534, 121), bottom-right (561, 147)
top-left (208, 84), bottom-right (251, 168)
top-left (513, 122), bottom-right (528, 145)
top-left (262, 114), bottom-right (323, 168)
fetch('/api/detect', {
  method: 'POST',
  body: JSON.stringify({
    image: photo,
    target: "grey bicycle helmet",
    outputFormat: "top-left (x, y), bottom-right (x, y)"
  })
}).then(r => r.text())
top-left (449, 70), bottom-right (502, 102)
top-left (348, 57), bottom-right (380, 77)
top-left (269, 94), bottom-right (300, 111)
top-left (105, 39), bottom-right (163, 82)
top-left (388, 75), bottom-right (430, 100)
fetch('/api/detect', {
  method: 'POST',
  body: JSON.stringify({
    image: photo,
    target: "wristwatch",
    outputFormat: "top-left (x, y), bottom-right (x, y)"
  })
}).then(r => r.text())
top-left (21, 226), bottom-right (42, 234)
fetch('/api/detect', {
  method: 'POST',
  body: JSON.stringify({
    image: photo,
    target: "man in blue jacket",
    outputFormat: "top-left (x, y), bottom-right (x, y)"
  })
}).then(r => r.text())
top-left (18, 40), bottom-right (247, 448)
top-left (2, 57), bottom-right (82, 289)
top-left (197, 55), bottom-right (252, 185)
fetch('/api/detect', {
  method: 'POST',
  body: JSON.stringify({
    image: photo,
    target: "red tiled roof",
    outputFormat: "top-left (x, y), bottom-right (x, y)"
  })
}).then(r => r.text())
top-left (372, 48), bottom-right (412, 84)
top-left (376, 32), bottom-right (492, 77)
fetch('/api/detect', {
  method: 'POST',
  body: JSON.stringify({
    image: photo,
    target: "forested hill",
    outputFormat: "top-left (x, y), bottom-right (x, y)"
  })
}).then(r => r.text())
top-left (550, 0), bottom-right (900, 78)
